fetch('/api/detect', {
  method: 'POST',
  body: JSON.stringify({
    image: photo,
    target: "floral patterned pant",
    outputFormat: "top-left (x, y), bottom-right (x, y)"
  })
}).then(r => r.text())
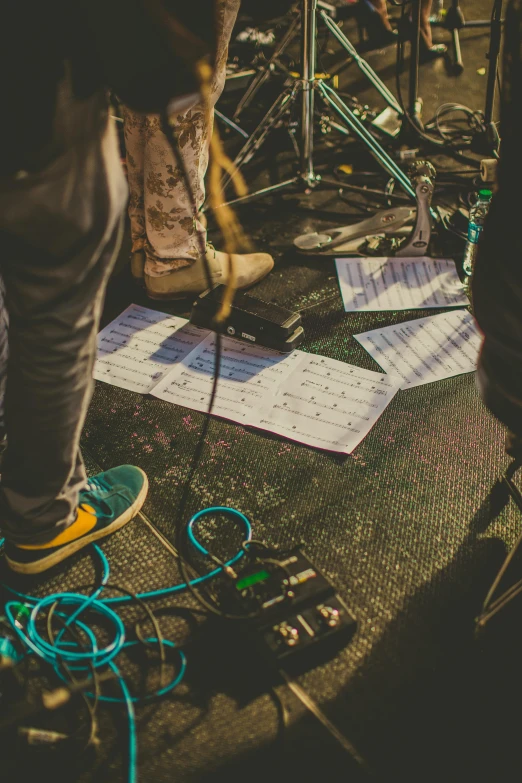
top-left (122, 0), bottom-right (240, 277)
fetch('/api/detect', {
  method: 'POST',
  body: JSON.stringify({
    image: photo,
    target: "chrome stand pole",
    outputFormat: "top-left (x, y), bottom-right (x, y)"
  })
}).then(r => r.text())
top-left (300, 0), bottom-right (318, 185)
top-left (218, 0), bottom-right (411, 209)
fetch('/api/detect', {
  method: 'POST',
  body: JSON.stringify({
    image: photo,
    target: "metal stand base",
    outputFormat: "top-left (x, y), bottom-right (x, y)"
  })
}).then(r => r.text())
top-left (221, 0), bottom-right (415, 210)
top-left (477, 458), bottom-right (522, 630)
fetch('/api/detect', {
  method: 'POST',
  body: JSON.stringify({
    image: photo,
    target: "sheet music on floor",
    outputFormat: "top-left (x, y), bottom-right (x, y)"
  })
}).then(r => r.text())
top-left (95, 305), bottom-right (401, 454)
top-left (354, 309), bottom-right (482, 389)
top-left (255, 355), bottom-right (400, 453)
top-left (94, 304), bottom-right (208, 393)
top-left (151, 332), bottom-right (304, 426)
top-left (335, 256), bottom-right (469, 311)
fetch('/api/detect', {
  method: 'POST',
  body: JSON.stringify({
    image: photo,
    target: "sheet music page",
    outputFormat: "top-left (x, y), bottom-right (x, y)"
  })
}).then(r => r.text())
top-left (335, 256), bottom-right (469, 311)
top-left (354, 309), bottom-right (482, 389)
top-left (256, 354), bottom-right (400, 454)
top-left (151, 333), bottom-right (304, 424)
top-left (94, 304), bottom-right (209, 393)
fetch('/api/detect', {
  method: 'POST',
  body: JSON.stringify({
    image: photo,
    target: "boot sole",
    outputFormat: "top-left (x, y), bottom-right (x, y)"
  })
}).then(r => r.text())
top-left (6, 470), bottom-right (149, 575)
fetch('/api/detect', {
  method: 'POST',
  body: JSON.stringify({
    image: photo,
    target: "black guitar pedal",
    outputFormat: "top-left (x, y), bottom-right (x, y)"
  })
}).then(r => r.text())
top-left (190, 285), bottom-right (304, 353)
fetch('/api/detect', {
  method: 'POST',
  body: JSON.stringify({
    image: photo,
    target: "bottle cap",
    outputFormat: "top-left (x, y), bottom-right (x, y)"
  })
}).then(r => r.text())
top-left (478, 188), bottom-right (492, 199)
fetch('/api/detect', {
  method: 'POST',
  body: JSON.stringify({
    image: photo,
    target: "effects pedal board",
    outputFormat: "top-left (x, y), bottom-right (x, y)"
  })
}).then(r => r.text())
top-left (190, 285), bottom-right (304, 353)
top-left (235, 545), bottom-right (357, 673)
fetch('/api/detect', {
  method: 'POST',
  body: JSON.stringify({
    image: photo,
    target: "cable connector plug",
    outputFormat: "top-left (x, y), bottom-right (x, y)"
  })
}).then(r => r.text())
top-left (42, 687), bottom-right (70, 711)
top-left (223, 565), bottom-right (238, 580)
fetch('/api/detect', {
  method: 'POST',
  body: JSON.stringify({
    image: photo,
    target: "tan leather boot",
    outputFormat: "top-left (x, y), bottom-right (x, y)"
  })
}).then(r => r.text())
top-left (130, 250), bottom-right (146, 283)
top-left (144, 245), bottom-right (274, 300)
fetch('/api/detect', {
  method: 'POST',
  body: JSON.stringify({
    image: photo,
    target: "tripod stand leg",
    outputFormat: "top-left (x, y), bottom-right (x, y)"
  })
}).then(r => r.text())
top-left (214, 177), bottom-right (300, 208)
top-left (233, 15), bottom-right (300, 121)
top-left (478, 460), bottom-right (522, 624)
top-left (215, 110), bottom-right (249, 139)
top-left (317, 82), bottom-right (417, 201)
top-left (319, 10), bottom-right (403, 116)
top-left (223, 86), bottom-right (298, 192)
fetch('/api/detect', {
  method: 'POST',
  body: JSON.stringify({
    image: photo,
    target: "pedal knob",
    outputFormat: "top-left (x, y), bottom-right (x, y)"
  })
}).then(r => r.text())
top-left (318, 605), bottom-right (341, 628)
top-left (274, 621), bottom-right (300, 647)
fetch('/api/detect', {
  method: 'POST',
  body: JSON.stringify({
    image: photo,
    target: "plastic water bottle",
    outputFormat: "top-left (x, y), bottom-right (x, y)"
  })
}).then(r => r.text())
top-left (463, 188), bottom-right (492, 277)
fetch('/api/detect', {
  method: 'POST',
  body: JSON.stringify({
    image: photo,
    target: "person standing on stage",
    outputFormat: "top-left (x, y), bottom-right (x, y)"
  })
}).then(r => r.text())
top-left (122, 0), bottom-right (274, 301)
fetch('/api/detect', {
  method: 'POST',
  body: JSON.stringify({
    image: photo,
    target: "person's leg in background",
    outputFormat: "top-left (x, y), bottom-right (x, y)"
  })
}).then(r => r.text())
top-left (416, 0), bottom-right (447, 57)
top-left (0, 80), bottom-right (148, 574)
top-left (367, 0), bottom-right (446, 57)
top-left (362, 0), bottom-right (398, 45)
top-left (122, 0), bottom-right (274, 301)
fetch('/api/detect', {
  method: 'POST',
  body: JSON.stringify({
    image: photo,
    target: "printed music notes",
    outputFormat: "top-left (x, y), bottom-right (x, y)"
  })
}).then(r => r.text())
top-left (95, 305), bottom-right (401, 453)
top-left (256, 355), bottom-right (400, 453)
top-left (335, 257), bottom-right (469, 311)
top-left (151, 333), bottom-right (303, 425)
top-left (354, 309), bottom-right (482, 388)
top-left (94, 304), bottom-right (208, 393)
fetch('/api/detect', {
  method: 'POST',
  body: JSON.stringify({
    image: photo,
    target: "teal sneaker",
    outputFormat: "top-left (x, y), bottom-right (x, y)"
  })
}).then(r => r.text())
top-left (4, 465), bottom-right (148, 574)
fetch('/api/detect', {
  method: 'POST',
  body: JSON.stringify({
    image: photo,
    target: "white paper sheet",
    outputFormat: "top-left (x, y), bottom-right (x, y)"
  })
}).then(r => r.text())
top-left (335, 256), bottom-right (469, 311)
top-left (151, 332), bottom-right (304, 425)
top-left (94, 304), bottom-right (208, 393)
top-left (256, 354), bottom-right (401, 453)
top-left (95, 306), bottom-right (402, 454)
top-left (354, 309), bottom-right (482, 389)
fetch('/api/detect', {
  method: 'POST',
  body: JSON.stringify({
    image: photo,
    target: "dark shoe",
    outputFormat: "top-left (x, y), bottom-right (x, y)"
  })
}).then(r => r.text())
top-left (419, 42), bottom-right (447, 63)
top-left (4, 465), bottom-right (148, 574)
top-left (398, 18), bottom-right (447, 62)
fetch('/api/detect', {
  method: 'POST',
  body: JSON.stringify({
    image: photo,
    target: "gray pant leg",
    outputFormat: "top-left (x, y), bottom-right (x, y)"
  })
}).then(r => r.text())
top-left (0, 87), bottom-right (127, 545)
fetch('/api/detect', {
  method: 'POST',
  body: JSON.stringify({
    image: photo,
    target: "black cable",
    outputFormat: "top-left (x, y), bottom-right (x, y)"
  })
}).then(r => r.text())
top-left (69, 581), bottom-right (172, 696)
top-left (159, 111), bottom-right (230, 617)
top-left (160, 84), bottom-right (290, 623)
top-left (103, 583), bottom-right (167, 691)
top-left (46, 604), bottom-right (100, 752)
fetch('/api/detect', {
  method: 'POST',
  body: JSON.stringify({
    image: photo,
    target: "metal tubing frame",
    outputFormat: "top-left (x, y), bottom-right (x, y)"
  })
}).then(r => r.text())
top-left (477, 460), bottom-right (522, 627)
top-left (408, 0), bottom-right (422, 126)
top-left (233, 14), bottom-right (300, 120)
top-left (451, 28), bottom-right (463, 72)
top-left (215, 109), bottom-right (249, 139)
top-left (300, 0), bottom-right (317, 183)
top-left (318, 82), bottom-right (416, 200)
top-left (217, 0), bottom-right (415, 209)
top-left (319, 9), bottom-right (403, 116)
top-left (216, 177), bottom-right (299, 209)
top-left (228, 86), bottom-right (298, 181)
top-left (484, 0), bottom-right (503, 127)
